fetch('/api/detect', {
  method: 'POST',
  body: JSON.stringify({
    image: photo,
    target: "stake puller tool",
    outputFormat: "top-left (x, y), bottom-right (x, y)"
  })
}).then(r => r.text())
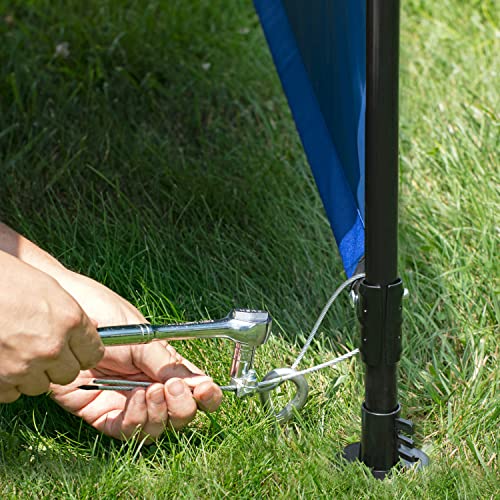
top-left (93, 309), bottom-right (309, 422)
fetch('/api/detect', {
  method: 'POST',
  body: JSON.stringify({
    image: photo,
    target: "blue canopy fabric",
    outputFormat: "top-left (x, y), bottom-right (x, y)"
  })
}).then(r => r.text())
top-left (254, 0), bottom-right (366, 277)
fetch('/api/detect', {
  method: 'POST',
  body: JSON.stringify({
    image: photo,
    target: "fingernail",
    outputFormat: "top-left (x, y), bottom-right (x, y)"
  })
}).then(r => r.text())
top-left (167, 379), bottom-right (186, 397)
top-left (150, 387), bottom-right (164, 404)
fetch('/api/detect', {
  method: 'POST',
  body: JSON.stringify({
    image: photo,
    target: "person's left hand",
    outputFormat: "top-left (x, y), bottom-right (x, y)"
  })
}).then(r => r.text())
top-left (50, 271), bottom-right (222, 441)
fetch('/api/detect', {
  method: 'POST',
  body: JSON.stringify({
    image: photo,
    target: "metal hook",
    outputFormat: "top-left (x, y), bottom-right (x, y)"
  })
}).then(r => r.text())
top-left (258, 368), bottom-right (309, 423)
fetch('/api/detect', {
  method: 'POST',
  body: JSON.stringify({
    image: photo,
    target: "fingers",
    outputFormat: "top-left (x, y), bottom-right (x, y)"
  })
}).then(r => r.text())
top-left (118, 389), bottom-right (149, 439)
top-left (192, 380), bottom-right (223, 413)
top-left (70, 340), bottom-right (221, 441)
top-left (78, 378), bottom-right (220, 443)
top-left (0, 383), bottom-right (21, 403)
top-left (106, 381), bottom-right (196, 441)
top-left (2, 347), bottom-right (80, 397)
top-left (91, 390), bottom-right (148, 440)
top-left (14, 345), bottom-right (85, 396)
top-left (129, 342), bottom-right (221, 436)
top-left (15, 371), bottom-right (51, 396)
top-left (45, 345), bottom-right (81, 386)
top-left (13, 346), bottom-right (82, 397)
top-left (165, 378), bottom-right (197, 430)
top-left (126, 378), bottom-right (220, 439)
top-left (67, 313), bottom-right (105, 370)
top-left (142, 383), bottom-right (168, 439)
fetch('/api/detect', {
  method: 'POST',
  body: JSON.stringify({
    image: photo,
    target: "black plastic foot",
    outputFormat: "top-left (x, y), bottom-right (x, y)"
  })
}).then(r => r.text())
top-left (343, 442), bottom-right (362, 462)
top-left (342, 440), bottom-right (429, 479)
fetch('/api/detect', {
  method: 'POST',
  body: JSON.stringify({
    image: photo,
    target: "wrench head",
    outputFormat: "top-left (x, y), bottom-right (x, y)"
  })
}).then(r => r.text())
top-left (229, 309), bottom-right (272, 347)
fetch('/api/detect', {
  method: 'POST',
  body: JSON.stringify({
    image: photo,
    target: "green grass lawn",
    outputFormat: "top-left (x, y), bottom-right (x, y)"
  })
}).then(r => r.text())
top-left (0, 0), bottom-right (498, 497)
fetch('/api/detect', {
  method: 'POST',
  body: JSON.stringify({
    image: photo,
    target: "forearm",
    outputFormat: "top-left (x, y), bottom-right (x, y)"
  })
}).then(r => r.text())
top-left (0, 222), bottom-right (145, 327)
top-left (0, 223), bottom-right (68, 280)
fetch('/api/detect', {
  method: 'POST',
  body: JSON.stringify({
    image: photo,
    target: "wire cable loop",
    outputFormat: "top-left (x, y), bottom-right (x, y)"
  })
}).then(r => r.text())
top-left (291, 273), bottom-right (364, 370)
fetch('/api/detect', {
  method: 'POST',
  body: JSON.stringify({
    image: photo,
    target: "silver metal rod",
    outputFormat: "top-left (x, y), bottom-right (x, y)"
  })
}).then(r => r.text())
top-left (93, 379), bottom-right (151, 387)
top-left (79, 384), bottom-right (136, 391)
top-left (78, 382), bottom-right (238, 392)
top-left (97, 309), bottom-right (272, 347)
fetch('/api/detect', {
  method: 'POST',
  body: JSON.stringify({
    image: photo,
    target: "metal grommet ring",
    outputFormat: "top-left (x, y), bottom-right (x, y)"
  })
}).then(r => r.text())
top-left (258, 367), bottom-right (309, 423)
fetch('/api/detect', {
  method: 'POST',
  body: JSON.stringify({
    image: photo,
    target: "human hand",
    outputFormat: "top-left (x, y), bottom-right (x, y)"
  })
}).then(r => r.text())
top-left (51, 341), bottom-right (222, 441)
top-left (51, 270), bottom-right (222, 440)
top-left (0, 252), bottom-right (104, 403)
top-left (56, 270), bottom-right (149, 328)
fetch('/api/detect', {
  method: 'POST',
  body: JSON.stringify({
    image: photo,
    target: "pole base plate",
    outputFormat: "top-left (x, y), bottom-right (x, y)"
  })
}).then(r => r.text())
top-left (342, 442), bottom-right (429, 480)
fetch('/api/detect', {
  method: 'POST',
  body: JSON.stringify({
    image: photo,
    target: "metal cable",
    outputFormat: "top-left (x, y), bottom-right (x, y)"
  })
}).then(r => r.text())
top-left (290, 273), bottom-right (365, 370)
top-left (257, 348), bottom-right (360, 390)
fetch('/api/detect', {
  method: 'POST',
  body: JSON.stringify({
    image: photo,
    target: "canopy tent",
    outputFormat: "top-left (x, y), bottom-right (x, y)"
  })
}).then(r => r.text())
top-left (255, 0), bottom-right (365, 278)
top-left (254, 0), bottom-right (429, 477)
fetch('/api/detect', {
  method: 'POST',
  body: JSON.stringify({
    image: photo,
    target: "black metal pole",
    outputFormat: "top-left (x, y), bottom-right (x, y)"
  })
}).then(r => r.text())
top-left (344, 0), bottom-right (429, 478)
top-left (362, 0), bottom-right (402, 477)
top-left (365, 0), bottom-right (400, 287)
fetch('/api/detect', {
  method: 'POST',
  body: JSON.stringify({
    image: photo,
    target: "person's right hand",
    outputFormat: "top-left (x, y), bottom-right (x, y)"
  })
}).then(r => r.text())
top-left (0, 251), bottom-right (104, 403)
